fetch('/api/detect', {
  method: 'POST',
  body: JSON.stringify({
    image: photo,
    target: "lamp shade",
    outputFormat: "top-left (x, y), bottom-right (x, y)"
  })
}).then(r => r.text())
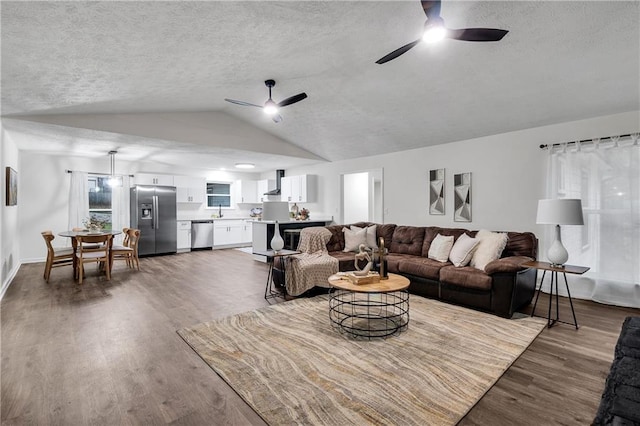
top-left (262, 201), bottom-right (290, 222)
top-left (536, 199), bottom-right (584, 225)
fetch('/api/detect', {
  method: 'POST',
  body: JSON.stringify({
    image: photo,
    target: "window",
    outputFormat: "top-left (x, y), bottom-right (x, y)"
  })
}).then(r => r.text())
top-left (207, 182), bottom-right (231, 208)
top-left (88, 176), bottom-right (113, 230)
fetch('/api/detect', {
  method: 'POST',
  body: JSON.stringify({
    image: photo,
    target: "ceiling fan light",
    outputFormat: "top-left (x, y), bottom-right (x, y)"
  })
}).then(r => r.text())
top-left (235, 163), bottom-right (255, 169)
top-left (423, 19), bottom-right (446, 43)
top-left (263, 99), bottom-right (278, 115)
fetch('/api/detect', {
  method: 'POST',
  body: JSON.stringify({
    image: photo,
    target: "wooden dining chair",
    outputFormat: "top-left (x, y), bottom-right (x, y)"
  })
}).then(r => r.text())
top-left (72, 227), bottom-right (103, 249)
top-left (41, 231), bottom-right (74, 282)
top-left (75, 234), bottom-right (113, 284)
top-left (111, 228), bottom-right (139, 270)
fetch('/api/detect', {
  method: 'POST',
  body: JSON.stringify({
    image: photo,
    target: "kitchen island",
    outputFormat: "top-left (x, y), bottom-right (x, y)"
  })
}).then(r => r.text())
top-left (250, 218), bottom-right (334, 262)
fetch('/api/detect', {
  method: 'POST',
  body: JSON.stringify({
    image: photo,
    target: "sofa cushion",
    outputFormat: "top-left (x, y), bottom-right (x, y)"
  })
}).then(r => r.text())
top-left (325, 225), bottom-right (346, 252)
top-left (343, 227), bottom-right (367, 252)
top-left (389, 226), bottom-right (426, 256)
top-left (421, 227), bottom-right (469, 257)
top-left (385, 253), bottom-right (423, 274)
top-left (398, 257), bottom-right (449, 281)
top-left (502, 232), bottom-right (538, 259)
top-left (440, 265), bottom-right (492, 291)
top-left (351, 224), bottom-right (377, 249)
top-left (448, 233), bottom-right (479, 267)
top-left (428, 234), bottom-right (455, 263)
top-left (470, 230), bottom-right (509, 271)
top-left (377, 224), bottom-right (397, 248)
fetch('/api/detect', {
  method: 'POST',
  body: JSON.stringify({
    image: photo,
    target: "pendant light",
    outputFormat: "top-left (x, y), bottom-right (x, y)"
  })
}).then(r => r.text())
top-left (108, 150), bottom-right (122, 187)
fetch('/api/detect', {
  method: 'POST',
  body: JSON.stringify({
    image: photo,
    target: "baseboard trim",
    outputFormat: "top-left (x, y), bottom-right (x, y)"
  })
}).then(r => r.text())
top-left (1, 262), bottom-right (21, 301)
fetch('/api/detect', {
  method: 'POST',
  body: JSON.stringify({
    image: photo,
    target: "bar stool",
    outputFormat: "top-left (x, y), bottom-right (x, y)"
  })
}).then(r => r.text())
top-left (283, 229), bottom-right (302, 250)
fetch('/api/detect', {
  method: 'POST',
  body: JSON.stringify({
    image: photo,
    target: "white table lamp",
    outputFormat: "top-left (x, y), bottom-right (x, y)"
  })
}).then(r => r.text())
top-left (536, 199), bottom-right (584, 266)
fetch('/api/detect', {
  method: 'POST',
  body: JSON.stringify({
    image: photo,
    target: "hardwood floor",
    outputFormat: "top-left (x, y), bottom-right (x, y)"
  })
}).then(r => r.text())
top-left (1, 249), bottom-right (637, 425)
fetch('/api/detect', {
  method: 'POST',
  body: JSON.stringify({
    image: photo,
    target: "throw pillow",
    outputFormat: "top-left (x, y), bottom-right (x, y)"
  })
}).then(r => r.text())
top-left (427, 234), bottom-right (455, 263)
top-left (350, 224), bottom-right (378, 249)
top-left (449, 233), bottom-right (479, 267)
top-left (470, 229), bottom-right (509, 271)
top-left (343, 227), bottom-right (367, 252)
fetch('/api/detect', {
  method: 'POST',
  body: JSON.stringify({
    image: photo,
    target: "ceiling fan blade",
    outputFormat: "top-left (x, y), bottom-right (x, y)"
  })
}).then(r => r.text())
top-left (277, 93), bottom-right (307, 108)
top-left (447, 28), bottom-right (509, 42)
top-left (421, 0), bottom-right (441, 19)
top-left (375, 39), bottom-right (421, 64)
top-left (224, 98), bottom-right (263, 108)
top-left (272, 114), bottom-right (283, 123)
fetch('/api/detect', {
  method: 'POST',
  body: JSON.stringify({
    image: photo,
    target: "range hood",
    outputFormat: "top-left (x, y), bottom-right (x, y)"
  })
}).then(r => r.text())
top-left (264, 169), bottom-right (285, 195)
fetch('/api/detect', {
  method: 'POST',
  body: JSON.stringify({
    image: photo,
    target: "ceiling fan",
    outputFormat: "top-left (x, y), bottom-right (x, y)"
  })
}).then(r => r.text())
top-left (376, 0), bottom-right (509, 64)
top-left (224, 80), bottom-right (307, 123)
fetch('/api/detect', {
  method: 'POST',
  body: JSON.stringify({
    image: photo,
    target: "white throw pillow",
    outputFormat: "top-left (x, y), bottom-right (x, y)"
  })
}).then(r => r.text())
top-left (350, 225), bottom-right (378, 249)
top-left (449, 233), bottom-right (480, 267)
top-left (343, 227), bottom-right (367, 252)
top-left (428, 234), bottom-right (455, 263)
top-left (470, 229), bottom-right (509, 271)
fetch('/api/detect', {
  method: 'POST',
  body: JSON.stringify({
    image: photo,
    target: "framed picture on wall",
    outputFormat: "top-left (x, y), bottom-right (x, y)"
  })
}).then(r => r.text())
top-left (6, 167), bottom-right (17, 206)
top-left (429, 168), bottom-right (445, 215)
top-left (454, 172), bottom-right (471, 222)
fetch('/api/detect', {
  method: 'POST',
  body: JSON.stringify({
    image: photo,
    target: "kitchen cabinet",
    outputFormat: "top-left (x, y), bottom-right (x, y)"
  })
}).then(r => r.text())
top-left (174, 176), bottom-right (205, 203)
top-left (281, 174), bottom-right (316, 203)
top-left (241, 221), bottom-right (252, 244)
top-left (235, 180), bottom-right (258, 204)
top-left (177, 221), bottom-right (192, 252)
top-left (134, 173), bottom-right (174, 186)
top-left (213, 220), bottom-right (244, 247)
top-left (257, 179), bottom-right (276, 202)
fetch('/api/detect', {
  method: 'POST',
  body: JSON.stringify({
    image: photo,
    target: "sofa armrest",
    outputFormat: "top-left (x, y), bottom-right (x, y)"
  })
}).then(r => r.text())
top-left (484, 256), bottom-right (534, 275)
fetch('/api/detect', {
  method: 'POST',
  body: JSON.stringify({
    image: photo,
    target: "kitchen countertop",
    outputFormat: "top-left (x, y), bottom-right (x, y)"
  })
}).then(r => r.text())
top-left (248, 217), bottom-right (334, 224)
top-left (179, 217), bottom-right (254, 222)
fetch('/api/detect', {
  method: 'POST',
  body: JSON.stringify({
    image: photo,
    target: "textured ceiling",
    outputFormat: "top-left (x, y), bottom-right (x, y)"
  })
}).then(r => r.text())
top-left (2, 1), bottom-right (639, 171)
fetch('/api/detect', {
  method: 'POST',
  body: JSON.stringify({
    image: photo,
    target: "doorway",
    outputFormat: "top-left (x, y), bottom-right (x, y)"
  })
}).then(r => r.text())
top-left (341, 169), bottom-right (383, 224)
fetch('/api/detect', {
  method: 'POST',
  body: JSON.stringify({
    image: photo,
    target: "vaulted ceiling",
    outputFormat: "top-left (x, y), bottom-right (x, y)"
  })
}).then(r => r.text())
top-left (2, 1), bottom-right (639, 172)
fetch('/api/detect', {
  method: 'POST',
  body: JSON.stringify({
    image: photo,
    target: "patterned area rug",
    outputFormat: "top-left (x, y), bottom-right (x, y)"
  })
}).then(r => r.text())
top-left (178, 295), bottom-right (546, 425)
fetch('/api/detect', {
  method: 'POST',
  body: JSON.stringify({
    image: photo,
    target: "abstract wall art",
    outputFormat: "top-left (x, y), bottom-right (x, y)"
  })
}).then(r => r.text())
top-left (429, 168), bottom-right (445, 215)
top-left (454, 172), bottom-right (471, 222)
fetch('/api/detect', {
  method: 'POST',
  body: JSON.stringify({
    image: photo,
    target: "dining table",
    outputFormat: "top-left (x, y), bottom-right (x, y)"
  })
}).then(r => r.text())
top-left (58, 230), bottom-right (122, 278)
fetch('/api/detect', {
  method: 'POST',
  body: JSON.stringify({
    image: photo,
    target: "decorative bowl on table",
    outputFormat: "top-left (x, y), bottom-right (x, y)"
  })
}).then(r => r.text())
top-left (250, 207), bottom-right (263, 218)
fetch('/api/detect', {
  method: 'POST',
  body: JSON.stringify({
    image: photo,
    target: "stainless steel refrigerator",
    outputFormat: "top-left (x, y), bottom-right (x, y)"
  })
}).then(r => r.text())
top-left (130, 185), bottom-right (177, 256)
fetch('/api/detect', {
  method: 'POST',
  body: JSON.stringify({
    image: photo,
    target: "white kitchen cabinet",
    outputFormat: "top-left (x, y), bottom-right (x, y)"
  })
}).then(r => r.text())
top-left (257, 179), bottom-right (276, 202)
top-left (281, 175), bottom-right (316, 203)
top-left (241, 221), bottom-right (252, 244)
top-left (213, 220), bottom-right (244, 247)
top-left (134, 173), bottom-right (174, 186)
top-left (174, 176), bottom-right (205, 203)
top-left (235, 180), bottom-right (258, 204)
top-left (177, 221), bottom-right (192, 252)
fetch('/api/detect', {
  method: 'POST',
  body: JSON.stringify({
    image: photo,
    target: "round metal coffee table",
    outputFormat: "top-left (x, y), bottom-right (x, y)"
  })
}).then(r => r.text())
top-left (328, 272), bottom-right (410, 339)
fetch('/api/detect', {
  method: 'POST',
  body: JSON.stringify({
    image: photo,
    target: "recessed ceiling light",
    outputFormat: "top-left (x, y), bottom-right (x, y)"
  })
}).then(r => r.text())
top-left (235, 163), bottom-right (255, 169)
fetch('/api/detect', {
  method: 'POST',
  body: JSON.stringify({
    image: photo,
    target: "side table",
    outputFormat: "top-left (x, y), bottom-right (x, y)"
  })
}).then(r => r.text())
top-left (253, 249), bottom-right (300, 301)
top-left (523, 260), bottom-right (590, 329)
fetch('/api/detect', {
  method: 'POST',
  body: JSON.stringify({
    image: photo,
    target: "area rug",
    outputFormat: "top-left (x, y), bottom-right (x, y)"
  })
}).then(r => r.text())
top-left (178, 295), bottom-right (546, 425)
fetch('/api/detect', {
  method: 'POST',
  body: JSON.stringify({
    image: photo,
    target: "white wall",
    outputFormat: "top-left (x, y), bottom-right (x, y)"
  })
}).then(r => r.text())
top-left (1, 126), bottom-right (21, 296)
top-left (18, 152), bottom-right (260, 262)
top-left (283, 111), bottom-right (640, 254)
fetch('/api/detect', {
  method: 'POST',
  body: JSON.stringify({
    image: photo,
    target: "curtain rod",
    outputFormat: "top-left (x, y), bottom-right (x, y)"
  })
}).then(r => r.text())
top-left (539, 133), bottom-right (636, 149)
top-left (65, 169), bottom-right (134, 177)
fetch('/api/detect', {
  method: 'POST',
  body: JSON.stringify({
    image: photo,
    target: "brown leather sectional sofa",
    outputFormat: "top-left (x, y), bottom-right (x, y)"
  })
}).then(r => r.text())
top-left (323, 222), bottom-right (538, 318)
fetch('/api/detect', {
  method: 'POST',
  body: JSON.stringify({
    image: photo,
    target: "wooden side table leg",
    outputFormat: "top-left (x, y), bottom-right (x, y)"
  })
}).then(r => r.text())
top-left (562, 272), bottom-right (579, 329)
top-left (547, 272), bottom-right (554, 327)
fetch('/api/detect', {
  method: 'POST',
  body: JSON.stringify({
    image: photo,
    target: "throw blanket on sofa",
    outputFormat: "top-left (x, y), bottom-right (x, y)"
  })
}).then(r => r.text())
top-left (285, 227), bottom-right (338, 296)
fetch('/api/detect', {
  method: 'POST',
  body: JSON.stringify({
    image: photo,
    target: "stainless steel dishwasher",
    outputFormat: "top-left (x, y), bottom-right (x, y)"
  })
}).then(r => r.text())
top-left (191, 220), bottom-right (213, 249)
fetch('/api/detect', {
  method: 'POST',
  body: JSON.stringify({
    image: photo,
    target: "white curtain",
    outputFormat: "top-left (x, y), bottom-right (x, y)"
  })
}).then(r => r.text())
top-left (68, 171), bottom-right (89, 231)
top-left (544, 134), bottom-right (640, 307)
top-left (111, 175), bottom-right (130, 245)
